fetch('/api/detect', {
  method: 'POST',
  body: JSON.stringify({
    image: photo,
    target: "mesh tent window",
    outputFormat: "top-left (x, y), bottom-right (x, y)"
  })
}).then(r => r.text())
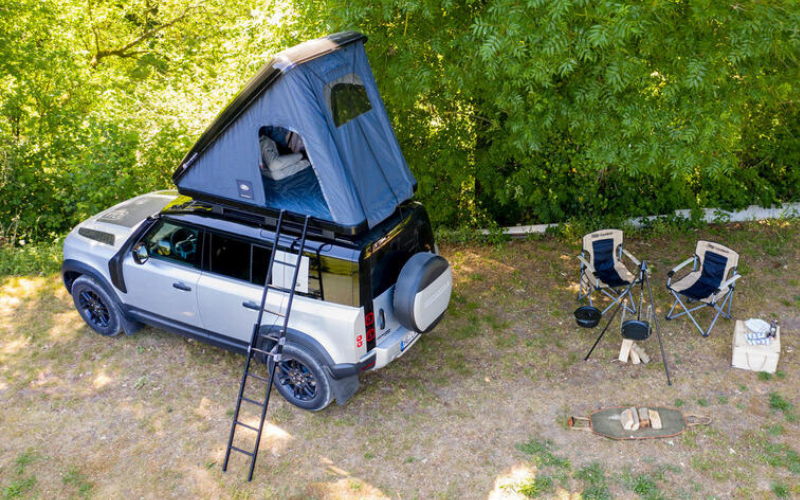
top-left (324, 73), bottom-right (373, 127)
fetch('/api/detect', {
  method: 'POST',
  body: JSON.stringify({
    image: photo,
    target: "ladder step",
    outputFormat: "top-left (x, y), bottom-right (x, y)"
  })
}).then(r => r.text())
top-left (235, 420), bottom-right (260, 432)
top-left (250, 347), bottom-right (273, 357)
top-left (241, 397), bottom-right (265, 407)
top-left (274, 260), bottom-right (298, 268)
top-left (246, 371), bottom-right (270, 382)
top-left (230, 446), bottom-right (255, 457)
top-left (268, 285), bottom-right (293, 294)
top-left (263, 308), bottom-right (286, 318)
top-left (259, 333), bottom-right (283, 342)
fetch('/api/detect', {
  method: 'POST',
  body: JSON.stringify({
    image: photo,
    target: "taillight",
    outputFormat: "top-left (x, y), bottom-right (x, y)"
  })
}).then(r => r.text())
top-left (365, 312), bottom-right (376, 343)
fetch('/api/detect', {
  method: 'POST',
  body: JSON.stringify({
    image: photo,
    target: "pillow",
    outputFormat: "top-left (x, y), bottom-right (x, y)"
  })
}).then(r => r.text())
top-left (260, 136), bottom-right (279, 166)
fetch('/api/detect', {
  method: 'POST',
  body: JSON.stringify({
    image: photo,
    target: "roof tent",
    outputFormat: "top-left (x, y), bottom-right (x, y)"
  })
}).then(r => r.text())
top-left (172, 31), bottom-right (417, 235)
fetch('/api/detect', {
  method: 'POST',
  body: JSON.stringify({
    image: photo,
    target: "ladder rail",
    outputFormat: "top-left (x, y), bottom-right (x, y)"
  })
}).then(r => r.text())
top-left (222, 210), bottom-right (287, 474)
top-left (247, 215), bottom-right (310, 481)
top-left (223, 211), bottom-right (313, 482)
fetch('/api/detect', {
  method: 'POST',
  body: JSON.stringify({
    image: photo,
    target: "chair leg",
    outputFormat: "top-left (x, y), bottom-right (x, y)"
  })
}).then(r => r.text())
top-left (665, 294), bottom-right (681, 319)
top-left (598, 286), bottom-right (636, 315)
top-left (703, 305), bottom-right (726, 337)
top-left (725, 289), bottom-right (735, 318)
top-left (668, 289), bottom-right (737, 337)
top-left (666, 292), bottom-right (709, 336)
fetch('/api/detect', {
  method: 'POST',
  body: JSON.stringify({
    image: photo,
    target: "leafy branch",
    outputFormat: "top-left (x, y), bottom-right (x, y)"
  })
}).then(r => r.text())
top-left (88, 0), bottom-right (206, 68)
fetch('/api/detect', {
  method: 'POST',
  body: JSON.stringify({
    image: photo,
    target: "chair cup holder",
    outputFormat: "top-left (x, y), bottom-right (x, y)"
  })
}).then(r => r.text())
top-left (575, 306), bottom-right (602, 328)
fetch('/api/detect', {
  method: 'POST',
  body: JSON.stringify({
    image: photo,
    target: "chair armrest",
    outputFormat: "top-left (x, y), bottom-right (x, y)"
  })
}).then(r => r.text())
top-left (577, 255), bottom-right (595, 274)
top-left (717, 273), bottom-right (742, 293)
top-left (668, 258), bottom-right (694, 278)
top-left (621, 248), bottom-right (640, 267)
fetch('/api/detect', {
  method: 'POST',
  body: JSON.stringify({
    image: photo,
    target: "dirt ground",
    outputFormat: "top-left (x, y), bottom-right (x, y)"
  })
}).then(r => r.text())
top-left (1, 220), bottom-right (799, 499)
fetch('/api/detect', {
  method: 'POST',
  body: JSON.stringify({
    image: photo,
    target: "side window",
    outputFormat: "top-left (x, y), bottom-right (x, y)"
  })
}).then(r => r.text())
top-left (206, 230), bottom-right (323, 300)
top-left (144, 220), bottom-right (201, 268)
top-left (209, 233), bottom-right (252, 282)
top-left (324, 73), bottom-right (372, 127)
top-left (251, 244), bottom-right (272, 286)
top-left (252, 243), bottom-right (322, 299)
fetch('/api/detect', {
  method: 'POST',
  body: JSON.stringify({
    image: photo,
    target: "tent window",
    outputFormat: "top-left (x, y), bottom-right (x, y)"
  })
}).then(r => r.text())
top-left (325, 73), bottom-right (372, 127)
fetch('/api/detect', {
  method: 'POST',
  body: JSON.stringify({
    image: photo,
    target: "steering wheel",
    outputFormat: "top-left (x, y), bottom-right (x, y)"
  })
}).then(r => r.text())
top-left (169, 228), bottom-right (197, 261)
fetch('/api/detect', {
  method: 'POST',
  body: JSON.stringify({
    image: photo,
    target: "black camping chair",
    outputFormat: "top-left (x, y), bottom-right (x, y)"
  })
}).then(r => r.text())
top-left (665, 241), bottom-right (742, 337)
top-left (577, 229), bottom-right (641, 315)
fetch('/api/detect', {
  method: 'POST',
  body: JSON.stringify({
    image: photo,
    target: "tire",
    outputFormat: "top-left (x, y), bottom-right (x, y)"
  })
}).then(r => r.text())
top-left (394, 252), bottom-right (452, 333)
top-left (268, 343), bottom-right (333, 412)
top-left (71, 275), bottom-right (123, 337)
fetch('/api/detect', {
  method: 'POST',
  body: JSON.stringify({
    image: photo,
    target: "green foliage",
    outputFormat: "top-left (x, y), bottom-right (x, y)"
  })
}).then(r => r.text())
top-left (516, 437), bottom-right (570, 469)
top-left (576, 462), bottom-right (612, 500)
top-left (62, 467), bottom-right (93, 498)
top-left (513, 475), bottom-right (553, 498)
top-left (2, 0), bottom-right (799, 247)
top-left (0, 242), bottom-right (62, 277)
top-left (769, 392), bottom-right (798, 421)
top-left (772, 482), bottom-right (790, 499)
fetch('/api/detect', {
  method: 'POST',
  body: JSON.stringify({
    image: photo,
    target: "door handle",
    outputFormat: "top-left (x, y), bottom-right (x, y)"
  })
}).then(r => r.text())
top-left (172, 282), bottom-right (192, 292)
top-left (242, 301), bottom-right (260, 311)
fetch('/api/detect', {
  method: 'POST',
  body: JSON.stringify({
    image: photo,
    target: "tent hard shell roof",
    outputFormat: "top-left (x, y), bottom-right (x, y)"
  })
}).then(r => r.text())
top-left (172, 31), bottom-right (417, 235)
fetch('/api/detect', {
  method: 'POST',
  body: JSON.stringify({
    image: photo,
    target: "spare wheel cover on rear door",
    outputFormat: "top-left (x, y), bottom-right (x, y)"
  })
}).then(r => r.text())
top-left (393, 252), bottom-right (452, 333)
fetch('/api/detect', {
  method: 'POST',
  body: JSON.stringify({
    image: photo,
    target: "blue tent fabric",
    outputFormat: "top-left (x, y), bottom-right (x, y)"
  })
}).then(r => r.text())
top-left (176, 34), bottom-right (416, 230)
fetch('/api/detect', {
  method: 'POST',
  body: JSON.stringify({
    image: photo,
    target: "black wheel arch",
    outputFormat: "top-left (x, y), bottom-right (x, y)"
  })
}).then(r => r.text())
top-left (257, 325), bottom-right (359, 406)
top-left (61, 260), bottom-right (143, 335)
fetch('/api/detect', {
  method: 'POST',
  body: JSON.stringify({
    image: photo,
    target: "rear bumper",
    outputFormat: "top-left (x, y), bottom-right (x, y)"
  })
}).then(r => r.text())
top-left (367, 326), bottom-right (420, 370)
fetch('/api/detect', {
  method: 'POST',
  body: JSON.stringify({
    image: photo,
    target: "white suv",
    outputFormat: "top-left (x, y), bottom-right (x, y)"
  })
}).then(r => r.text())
top-left (61, 191), bottom-right (452, 411)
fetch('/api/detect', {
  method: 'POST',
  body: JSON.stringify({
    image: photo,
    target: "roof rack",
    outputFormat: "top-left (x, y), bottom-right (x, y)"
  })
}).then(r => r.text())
top-left (164, 193), bottom-right (345, 240)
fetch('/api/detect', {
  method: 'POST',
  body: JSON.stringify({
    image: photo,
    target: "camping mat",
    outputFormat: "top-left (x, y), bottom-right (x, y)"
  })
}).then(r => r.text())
top-left (569, 406), bottom-right (710, 440)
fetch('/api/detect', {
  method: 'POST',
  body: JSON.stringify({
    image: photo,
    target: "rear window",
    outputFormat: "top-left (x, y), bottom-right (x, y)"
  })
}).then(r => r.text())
top-left (325, 73), bottom-right (372, 127)
top-left (366, 208), bottom-right (435, 298)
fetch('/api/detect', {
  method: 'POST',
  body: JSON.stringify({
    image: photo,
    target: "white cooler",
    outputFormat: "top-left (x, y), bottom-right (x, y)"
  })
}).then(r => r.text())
top-left (732, 320), bottom-right (780, 373)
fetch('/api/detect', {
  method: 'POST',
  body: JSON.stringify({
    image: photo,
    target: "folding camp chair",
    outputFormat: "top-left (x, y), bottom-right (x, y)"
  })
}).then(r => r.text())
top-left (577, 230), bottom-right (641, 315)
top-left (665, 241), bottom-right (742, 337)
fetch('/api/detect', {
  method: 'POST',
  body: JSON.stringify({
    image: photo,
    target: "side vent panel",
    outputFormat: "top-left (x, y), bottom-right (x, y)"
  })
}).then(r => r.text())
top-left (78, 228), bottom-right (115, 246)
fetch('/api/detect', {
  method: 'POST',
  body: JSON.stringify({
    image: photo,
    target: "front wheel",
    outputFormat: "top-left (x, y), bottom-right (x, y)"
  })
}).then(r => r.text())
top-left (71, 275), bottom-right (123, 337)
top-left (268, 344), bottom-right (333, 412)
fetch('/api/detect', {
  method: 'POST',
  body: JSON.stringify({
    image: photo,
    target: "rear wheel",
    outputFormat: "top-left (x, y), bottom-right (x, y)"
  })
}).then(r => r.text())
top-left (268, 344), bottom-right (332, 411)
top-left (71, 275), bottom-right (122, 337)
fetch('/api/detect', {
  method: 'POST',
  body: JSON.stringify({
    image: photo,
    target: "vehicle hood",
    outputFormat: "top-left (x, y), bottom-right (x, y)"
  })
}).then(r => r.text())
top-left (71, 191), bottom-right (178, 249)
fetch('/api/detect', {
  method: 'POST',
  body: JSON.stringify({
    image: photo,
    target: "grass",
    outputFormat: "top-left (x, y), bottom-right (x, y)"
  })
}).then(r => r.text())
top-left (3, 477), bottom-right (36, 499)
top-left (515, 438), bottom-right (570, 469)
top-left (513, 475), bottom-right (553, 498)
top-left (631, 474), bottom-right (665, 500)
top-left (2, 219), bottom-right (800, 498)
top-left (62, 467), bottom-right (93, 498)
top-left (576, 463), bottom-right (611, 500)
top-left (769, 392), bottom-right (798, 422)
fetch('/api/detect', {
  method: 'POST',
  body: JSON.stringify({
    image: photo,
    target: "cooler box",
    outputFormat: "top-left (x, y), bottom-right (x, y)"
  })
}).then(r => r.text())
top-left (732, 320), bottom-right (780, 373)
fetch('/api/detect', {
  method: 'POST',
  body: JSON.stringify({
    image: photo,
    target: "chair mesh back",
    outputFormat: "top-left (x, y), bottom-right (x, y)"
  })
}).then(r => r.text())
top-left (591, 238), bottom-right (627, 287)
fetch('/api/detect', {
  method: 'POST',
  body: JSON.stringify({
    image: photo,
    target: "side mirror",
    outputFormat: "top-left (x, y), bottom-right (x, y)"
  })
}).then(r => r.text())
top-left (132, 242), bottom-right (149, 264)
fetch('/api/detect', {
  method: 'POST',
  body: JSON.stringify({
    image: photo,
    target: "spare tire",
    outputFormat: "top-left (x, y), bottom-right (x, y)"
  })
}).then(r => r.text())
top-left (394, 252), bottom-right (452, 333)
